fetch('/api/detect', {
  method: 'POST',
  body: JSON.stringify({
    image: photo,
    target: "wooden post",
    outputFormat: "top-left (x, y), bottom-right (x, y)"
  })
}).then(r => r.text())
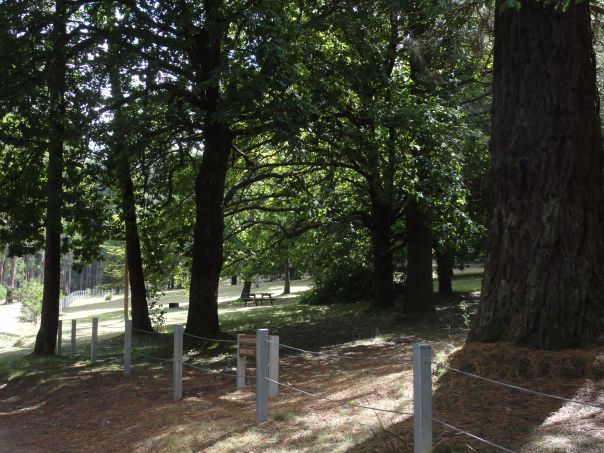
top-left (56, 320), bottom-right (62, 356)
top-left (173, 324), bottom-right (183, 400)
top-left (255, 329), bottom-right (269, 423)
top-left (124, 319), bottom-right (132, 376)
top-left (91, 317), bottom-right (98, 363)
top-left (123, 261), bottom-right (129, 320)
top-left (237, 334), bottom-right (247, 390)
top-left (70, 319), bottom-right (77, 360)
top-left (413, 343), bottom-right (432, 453)
top-left (268, 335), bottom-right (279, 398)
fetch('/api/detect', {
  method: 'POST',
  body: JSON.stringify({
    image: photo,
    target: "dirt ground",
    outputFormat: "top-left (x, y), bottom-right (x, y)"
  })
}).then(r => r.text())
top-left (2, 330), bottom-right (604, 452)
top-left (1, 280), bottom-right (604, 452)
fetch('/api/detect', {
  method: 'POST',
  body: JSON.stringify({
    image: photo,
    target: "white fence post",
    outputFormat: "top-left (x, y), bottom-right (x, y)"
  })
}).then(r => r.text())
top-left (173, 324), bottom-right (183, 400)
top-left (268, 335), bottom-right (279, 398)
top-left (256, 328), bottom-right (269, 423)
top-left (124, 319), bottom-right (132, 376)
top-left (91, 317), bottom-right (98, 363)
top-left (413, 343), bottom-right (432, 453)
top-left (56, 320), bottom-right (62, 355)
top-left (237, 334), bottom-right (246, 390)
top-left (70, 319), bottom-right (77, 360)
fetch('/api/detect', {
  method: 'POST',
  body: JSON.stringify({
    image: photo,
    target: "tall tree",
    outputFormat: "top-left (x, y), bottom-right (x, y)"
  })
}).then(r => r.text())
top-left (34, 0), bottom-right (67, 354)
top-left (469, 0), bottom-right (604, 349)
top-left (107, 38), bottom-right (153, 332)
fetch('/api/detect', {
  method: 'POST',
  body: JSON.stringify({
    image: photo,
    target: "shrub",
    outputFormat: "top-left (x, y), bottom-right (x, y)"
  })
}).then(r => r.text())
top-left (0, 286), bottom-right (6, 303)
top-left (147, 286), bottom-right (166, 331)
top-left (18, 280), bottom-right (44, 325)
top-left (105, 293), bottom-right (113, 301)
top-left (299, 263), bottom-right (373, 305)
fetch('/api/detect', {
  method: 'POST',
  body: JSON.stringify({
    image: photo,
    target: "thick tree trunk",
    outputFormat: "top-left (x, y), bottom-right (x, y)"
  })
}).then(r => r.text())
top-left (469, 1), bottom-right (604, 349)
top-left (241, 280), bottom-right (252, 298)
top-left (34, 0), bottom-right (65, 354)
top-left (185, 1), bottom-right (230, 336)
top-left (283, 258), bottom-right (291, 295)
top-left (231, 275), bottom-right (237, 285)
top-left (187, 121), bottom-right (230, 335)
top-left (369, 198), bottom-right (394, 310)
top-left (405, 200), bottom-right (435, 314)
top-left (436, 248), bottom-right (453, 296)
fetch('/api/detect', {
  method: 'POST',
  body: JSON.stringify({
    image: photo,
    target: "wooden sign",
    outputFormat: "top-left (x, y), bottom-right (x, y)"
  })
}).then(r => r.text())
top-left (238, 334), bottom-right (256, 358)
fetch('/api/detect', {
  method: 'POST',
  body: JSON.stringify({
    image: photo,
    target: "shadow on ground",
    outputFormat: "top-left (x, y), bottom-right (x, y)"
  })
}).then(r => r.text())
top-left (345, 343), bottom-right (604, 453)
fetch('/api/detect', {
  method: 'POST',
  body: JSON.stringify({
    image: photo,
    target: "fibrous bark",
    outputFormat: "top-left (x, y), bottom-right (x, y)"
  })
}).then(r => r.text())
top-left (469, 1), bottom-right (604, 349)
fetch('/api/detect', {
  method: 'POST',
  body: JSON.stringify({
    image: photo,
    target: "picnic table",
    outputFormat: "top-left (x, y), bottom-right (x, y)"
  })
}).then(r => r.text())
top-left (241, 292), bottom-right (274, 307)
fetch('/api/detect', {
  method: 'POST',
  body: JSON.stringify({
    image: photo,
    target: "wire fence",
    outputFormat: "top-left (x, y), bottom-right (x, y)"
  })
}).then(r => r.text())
top-left (266, 377), bottom-right (413, 417)
top-left (183, 331), bottom-right (237, 344)
top-left (431, 416), bottom-right (517, 453)
top-left (266, 338), bottom-right (400, 362)
top-left (72, 320), bottom-right (600, 452)
top-left (432, 361), bottom-right (604, 411)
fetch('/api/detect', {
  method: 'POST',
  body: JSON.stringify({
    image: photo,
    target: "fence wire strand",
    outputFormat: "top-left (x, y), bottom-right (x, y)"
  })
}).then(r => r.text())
top-left (132, 352), bottom-right (173, 364)
top-left (266, 377), bottom-right (413, 416)
top-left (432, 416), bottom-right (517, 453)
top-left (132, 326), bottom-right (162, 335)
top-left (266, 339), bottom-right (384, 361)
top-left (183, 362), bottom-right (246, 378)
top-left (183, 332), bottom-right (237, 344)
top-left (433, 362), bottom-right (604, 410)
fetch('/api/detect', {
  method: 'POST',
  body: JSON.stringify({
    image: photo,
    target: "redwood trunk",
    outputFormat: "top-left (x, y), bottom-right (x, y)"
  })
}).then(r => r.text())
top-left (369, 198), bottom-right (394, 310)
top-left (405, 200), bottom-right (435, 314)
top-left (469, 1), bottom-right (604, 349)
top-left (34, 0), bottom-right (65, 354)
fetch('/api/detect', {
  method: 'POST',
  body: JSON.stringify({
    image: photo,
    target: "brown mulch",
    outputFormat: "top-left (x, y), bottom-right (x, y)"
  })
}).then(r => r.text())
top-left (1, 340), bottom-right (604, 452)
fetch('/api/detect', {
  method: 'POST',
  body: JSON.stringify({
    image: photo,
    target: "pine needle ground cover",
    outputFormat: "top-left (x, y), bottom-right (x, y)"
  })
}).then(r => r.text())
top-left (1, 278), bottom-right (603, 452)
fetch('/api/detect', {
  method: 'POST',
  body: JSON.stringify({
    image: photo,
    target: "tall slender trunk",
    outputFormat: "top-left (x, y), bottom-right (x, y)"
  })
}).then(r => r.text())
top-left (8, 256), bottom-right (16, 287)
top-left (369, 197), bottom-right (394, 310)
top-left (283, 258), bottom-right (291, 295)
top-left (469, 1), bottom-right (604, 349)
top-left (119, 169), bottom-right (152, 330)
top-left (34, 0), bottom-right (66, 354)
top-left (108, 50), bottom-right (153, 332)
top-left (0, 245), bottom-right (7, 285)
top-left (435, 248), bottom-right (453, 296)
top-left (405, 200), bottom-right (435, 314)
top-left (39, 250), bottom-right (45, 283)
top-left (185, 0), bottom-right (230, 336)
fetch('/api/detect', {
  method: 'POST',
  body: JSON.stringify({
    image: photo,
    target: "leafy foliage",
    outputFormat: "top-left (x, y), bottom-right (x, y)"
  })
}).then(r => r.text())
top-left (18, 280), bottom-right (43, 325)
